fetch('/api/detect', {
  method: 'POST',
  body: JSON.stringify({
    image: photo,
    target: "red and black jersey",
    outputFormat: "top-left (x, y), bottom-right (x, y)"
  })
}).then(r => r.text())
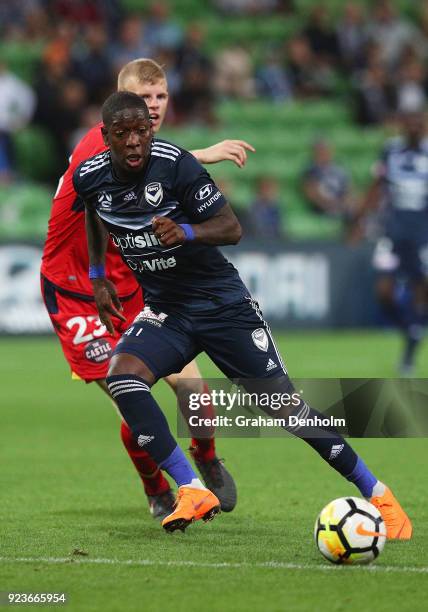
top-left (41, 122), bottom-right (139, 298)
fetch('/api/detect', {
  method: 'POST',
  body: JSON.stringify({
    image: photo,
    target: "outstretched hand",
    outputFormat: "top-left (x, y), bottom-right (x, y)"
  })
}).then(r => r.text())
top-left (194, 140), bottom-right (255, 168)
top-left (152, 216), bottom-right (186, 246)
top-left (91, 278), bottom-right (126, 335)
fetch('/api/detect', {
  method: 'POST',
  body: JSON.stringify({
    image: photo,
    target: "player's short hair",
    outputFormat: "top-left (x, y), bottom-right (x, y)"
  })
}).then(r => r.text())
top-left (102, 91), bottom-right (150, 126)
top-left (117, 58), bottom-right (167, 90)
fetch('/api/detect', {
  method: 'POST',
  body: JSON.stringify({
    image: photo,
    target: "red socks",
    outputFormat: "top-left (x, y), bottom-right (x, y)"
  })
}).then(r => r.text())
top-left (190, 437), bottom-right (216, 462)
top-left (190, 383), bottom-right (217, 462)
top-left (120, 420), bottom-right (170, 496)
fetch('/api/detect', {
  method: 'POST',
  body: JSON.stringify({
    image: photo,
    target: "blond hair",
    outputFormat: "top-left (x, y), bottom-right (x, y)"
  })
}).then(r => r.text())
top-left (117, 58), bottom-right (167, 90)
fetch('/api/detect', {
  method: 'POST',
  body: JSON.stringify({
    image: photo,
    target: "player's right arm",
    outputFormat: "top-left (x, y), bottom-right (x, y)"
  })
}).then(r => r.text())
top-left (302, 176), bottom-right (337, 213)
top-left (190, 140), bottom-right (255, 168)
top-left (85, 207), bottom-right (126, 334)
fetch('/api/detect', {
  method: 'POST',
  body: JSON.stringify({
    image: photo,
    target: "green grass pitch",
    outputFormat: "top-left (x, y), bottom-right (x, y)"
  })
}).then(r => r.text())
top-left (1, 331), bottom-right (427, 612)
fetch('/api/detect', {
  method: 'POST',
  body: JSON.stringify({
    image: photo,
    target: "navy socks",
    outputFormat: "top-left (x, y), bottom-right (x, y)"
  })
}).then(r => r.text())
top-left (107, 374), bottom-right (198, 486)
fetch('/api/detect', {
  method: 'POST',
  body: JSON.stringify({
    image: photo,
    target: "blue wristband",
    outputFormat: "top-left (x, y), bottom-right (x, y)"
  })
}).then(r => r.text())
top-left (89, 264), bottom-right (106, 280)
top-left (178, 223), bottom-right (195, 242)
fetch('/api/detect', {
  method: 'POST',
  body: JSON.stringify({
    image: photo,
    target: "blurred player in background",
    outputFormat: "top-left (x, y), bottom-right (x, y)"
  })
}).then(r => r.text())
top-left (355, 110), bottom-right (428, 374)
top-left (41, 58), bottom-right (255, 519)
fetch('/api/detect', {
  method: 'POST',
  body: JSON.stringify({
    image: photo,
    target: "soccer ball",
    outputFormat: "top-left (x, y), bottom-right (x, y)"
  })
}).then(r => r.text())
top-left (314, 497), bottom-right (387, 565)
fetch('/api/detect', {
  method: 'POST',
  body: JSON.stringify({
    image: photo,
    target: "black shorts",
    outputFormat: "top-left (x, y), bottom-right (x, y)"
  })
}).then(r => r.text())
top-left (113, 299), bottom-right (287, 381)
top-left (372, 235), bottom-right (428, 281)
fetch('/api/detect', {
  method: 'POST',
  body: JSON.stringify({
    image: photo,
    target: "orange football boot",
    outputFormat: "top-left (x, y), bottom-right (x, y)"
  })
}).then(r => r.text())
top-left (371, 487), bottom-right (413, 540)
top-left (162, 487), bottom-right (220, 533)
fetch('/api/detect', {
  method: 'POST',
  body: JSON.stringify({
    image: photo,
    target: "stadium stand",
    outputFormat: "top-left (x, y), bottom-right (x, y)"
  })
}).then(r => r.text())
top-left (0, 0), bottom-right (409, 241)
top-left (0, 183), bottom-right (52, 240)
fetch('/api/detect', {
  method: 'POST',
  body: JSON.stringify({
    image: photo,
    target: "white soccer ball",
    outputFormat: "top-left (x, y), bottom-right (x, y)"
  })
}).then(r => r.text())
top-left (314, 497), bottom-right (387, 565)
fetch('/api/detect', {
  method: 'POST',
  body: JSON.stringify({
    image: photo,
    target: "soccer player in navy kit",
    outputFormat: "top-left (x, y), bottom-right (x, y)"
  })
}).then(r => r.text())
top-left (76, 91), bottom-right (412, 536)
top-left (357, 111), bottom-right (428, 374)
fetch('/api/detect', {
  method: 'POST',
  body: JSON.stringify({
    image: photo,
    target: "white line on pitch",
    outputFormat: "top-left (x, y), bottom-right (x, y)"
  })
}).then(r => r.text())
top-left (0, 557), bottom-right (427, 574)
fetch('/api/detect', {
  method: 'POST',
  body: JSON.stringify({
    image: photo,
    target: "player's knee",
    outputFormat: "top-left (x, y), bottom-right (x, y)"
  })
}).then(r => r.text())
top-left (165, 363), bottom-right (204, 395)
top-left (107, 353), bottom-right (156, 385)
top-left (164, 372), bottom-right (179, 392)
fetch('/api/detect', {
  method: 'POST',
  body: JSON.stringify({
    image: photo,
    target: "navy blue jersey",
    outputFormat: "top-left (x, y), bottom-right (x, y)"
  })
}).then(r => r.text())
top-left (73, 138), bottom-right (250, 311)
top-left (377, 137), bottom-right (428, 237)
top-left (303, 163), bottom-right (349, 203)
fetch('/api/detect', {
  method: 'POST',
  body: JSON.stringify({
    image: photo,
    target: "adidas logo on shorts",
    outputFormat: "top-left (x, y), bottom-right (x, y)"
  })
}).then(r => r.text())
top-left (266, 358), bottom-right (278, 372)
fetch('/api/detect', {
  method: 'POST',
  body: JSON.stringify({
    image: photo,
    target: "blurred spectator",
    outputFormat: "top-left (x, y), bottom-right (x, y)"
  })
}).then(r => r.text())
top-left (176, 23), bottom-right (210, 75)
top-left (256, 48), bottom-right (293, 101)
top-left (336, 1), bottom-right (367, 70)
top-left (57, 78), bottom-right (87, 146)
top-left (49, 0), bottom-right (104, 27)
top-left (42, 20), bottom-right (76, 70)
top-left (302, 140), bottom-right (356, 218)
top-left (24, 5), bottom-right (52, 41)
top-left (72, 24), bottom-right (114, 104)
top-left (174, 24), bottom-right (216, 125)
top-left (33, 39), bottom-right (73, 130)
top-left (213, 0), bottom-right (292, 15)
top-left (144, 1), bottom-right (183, 52)
top-left (394, 59), bottom-right (427, 114)
top-left (156, 47), bottom-right (181, 97)
top-left (287, 35), bottom-right (336, 98)
top-left (34, 45), bottom-right (87, 176)
top-left (0, 63), bottom-right (36, 183)
top-left (365, 0), bottom-right (426, 69)
top-left (353, 59), bottom-right (396, 126)
top-left (249, 177), bottom-right (283, 239)
top-left (420, 0), bottom-right (428, 39)
top-left (109, 15), bottom-right (153, 73)
top-left (50, 0), bottom-right (124, 37)
top-left (70, 104), bottom-right (101, 150)
top-left (214, 44), bottom-right (256, 99)
top-left (302, 5), bottom-right (339, 65)
top-left (0, 0), bottom-right (44, 38)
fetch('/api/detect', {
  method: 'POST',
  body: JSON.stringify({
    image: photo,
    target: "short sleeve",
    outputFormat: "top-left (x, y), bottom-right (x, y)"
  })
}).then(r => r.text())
top-left (72, 166), bottom-right (83, 197)
top-left (72, 164), bottom-right (93, 209)
top-left (174, 153), bottom-right (227, 221)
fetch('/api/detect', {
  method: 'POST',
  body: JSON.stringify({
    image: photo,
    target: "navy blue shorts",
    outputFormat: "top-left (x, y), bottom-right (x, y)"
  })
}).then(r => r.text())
top-left (373, 236), bottom-right (428, 281)
top-left (113, 299), bottom-right (287, 381)
top-left (373, 216), bottom-right (428, 281)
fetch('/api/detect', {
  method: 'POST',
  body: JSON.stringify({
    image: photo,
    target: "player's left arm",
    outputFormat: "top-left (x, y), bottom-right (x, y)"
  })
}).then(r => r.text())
top-left (153, 203), bottom-right (241, 247)
top-left (190, 140), bottom-right (255, 168)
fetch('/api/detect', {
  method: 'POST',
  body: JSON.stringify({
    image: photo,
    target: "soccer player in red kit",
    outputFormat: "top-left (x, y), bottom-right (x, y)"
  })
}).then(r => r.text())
top-left (41, 58), bottom-right (255, 520)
